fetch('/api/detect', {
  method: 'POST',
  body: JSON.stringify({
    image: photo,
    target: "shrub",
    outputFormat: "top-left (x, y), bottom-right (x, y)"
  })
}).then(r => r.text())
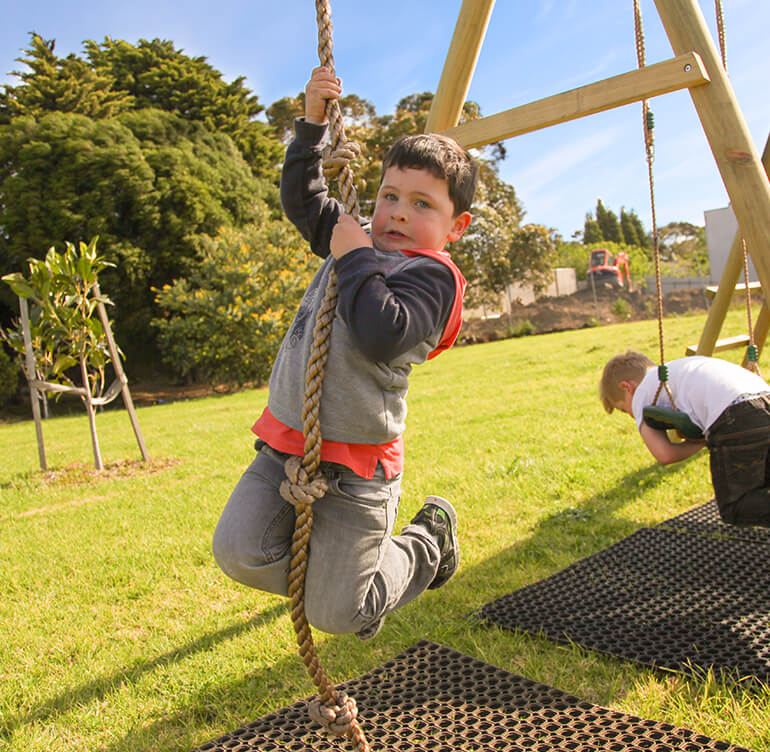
top-left (506, 319), bottom-right (536, 338)
top-left (611, 297), bottom-right (631, 319)
top-left (153, 216), bottom-right (318, 387)
top-left (0, 347), bottom-right (19, 408)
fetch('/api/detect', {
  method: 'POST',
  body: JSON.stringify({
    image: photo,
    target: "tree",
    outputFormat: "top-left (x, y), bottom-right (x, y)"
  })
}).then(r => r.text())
top-left (620, 207), bottom-right (641, 246)
top-left (451, 160), bottom-right (525, 308)
top-left (152, 217), bottom-right (318, 387)
top-left (0, 33), bottom-right (131, 123)
top-left (83, 36), bottom-right (283, 178)
top-left (0, 346), bottom-right (19, 408)
top-left (657, 221), bottom-right (707, 268)
top-left (2, 33), bottom-right (284, 178)
top-left (583, 213), bottom-right (602, 244)
top-left (0, 109), bottom-right (273, 358)
top-left (595, 198), bottom-right (621, 242)
top-left (1, 238), bottom-right (129, 468)
top-left (629, 209), bottom-right (650, 250)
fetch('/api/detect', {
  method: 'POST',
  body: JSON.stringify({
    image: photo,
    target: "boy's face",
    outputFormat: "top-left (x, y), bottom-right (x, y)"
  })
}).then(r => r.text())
top-left (371, 166), bottom-right (471, 253)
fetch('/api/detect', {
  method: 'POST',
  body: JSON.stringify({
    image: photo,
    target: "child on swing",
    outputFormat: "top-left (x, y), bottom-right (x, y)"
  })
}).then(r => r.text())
top-left (213, 66), bottom-right (478, 640)
top-left (600, 350), bottom-right (770, 526)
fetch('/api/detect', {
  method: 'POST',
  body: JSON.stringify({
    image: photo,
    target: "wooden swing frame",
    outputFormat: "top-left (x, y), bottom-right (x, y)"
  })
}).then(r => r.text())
top-left (425, 0), bottom-right (770, 361)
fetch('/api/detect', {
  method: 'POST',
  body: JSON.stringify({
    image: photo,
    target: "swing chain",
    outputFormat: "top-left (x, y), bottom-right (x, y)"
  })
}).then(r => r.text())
top-left (713, 3), bottom-right (760, 374)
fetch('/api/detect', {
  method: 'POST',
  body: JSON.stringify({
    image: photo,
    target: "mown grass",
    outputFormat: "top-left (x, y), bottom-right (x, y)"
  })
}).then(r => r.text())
top-left (2, 309), bottom-right (769, 752)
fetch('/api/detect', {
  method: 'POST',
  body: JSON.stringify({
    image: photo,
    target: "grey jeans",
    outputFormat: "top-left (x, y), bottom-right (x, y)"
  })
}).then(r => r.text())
top-left (707, 394), bottom-right (770, 526)
top-left (212, 441), bottom-right (440, 634)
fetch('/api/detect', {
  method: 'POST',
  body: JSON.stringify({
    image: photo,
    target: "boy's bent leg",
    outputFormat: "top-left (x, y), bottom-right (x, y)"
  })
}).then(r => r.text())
top-left (304, 466), bottom-right (451, 635)
top-left (212, 447), bottom-right (296, 596)
top-left (709, 396), bottom-right (770, 527)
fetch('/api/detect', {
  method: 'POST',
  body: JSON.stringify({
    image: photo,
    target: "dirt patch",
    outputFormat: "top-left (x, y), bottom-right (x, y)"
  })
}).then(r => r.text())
top-left (458, 285), bottom-right (714, 345)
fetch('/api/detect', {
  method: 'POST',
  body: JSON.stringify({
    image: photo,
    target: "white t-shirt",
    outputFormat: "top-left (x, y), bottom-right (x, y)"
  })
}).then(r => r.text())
top-left (632, 356), bottom-right (770, 431)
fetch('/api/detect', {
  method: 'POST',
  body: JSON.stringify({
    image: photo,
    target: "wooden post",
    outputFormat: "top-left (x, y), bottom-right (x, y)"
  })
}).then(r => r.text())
top-left (425, 0), bottom-right (496, 133)
top-left (94, 285), bottom-right (149, 461)
top-left (19, 297), bottom-right (47, 471)
top-left (80, 356), bottom-right (103, 471)
top-left (694, 134), bottom-right (770, 357)
top-left (654, 0), bottom-right (770, 303)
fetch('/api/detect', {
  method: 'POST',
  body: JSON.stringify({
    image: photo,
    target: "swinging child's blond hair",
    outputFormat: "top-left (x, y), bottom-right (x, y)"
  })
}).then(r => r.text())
top-left (600, 350), bottom-right (655, 413)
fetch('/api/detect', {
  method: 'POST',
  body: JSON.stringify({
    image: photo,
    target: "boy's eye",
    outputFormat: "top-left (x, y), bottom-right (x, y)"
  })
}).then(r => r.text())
top-left (415, 199), bottom-right (431, 209)
top-left (382, 191), bottom-right (398, 201)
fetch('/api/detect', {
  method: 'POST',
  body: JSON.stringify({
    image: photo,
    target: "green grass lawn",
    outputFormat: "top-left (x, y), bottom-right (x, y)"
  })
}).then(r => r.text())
top-left (2, 309), bottom-right (769, 752)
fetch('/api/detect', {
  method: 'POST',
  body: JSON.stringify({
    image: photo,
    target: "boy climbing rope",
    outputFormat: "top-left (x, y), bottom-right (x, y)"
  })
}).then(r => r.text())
top-left (600, 350), bottom-right (770, 527)
top-left (213, 66), bottom-right (478, 640)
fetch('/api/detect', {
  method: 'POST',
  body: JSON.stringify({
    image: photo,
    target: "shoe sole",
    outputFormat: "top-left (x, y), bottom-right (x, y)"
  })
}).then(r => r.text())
top-left (424, 495), bottom-right (459, 588)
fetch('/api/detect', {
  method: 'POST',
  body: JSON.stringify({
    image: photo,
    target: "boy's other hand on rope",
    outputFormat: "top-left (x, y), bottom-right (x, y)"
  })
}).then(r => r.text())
top-left (306, 66), bottom-right (341, 125)
top-left (331, 214), bottom-right (371, 259)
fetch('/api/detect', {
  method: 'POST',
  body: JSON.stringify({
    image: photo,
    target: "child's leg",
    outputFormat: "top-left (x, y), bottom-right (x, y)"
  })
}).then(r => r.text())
top-left (303, 463), bottom-right (442, 635)
top-left (718, 487), bottom-right (770, 526)
top-left (709, 395), bottom-right (770, 527)
top-left (212, 445), bottom-right (295, 596)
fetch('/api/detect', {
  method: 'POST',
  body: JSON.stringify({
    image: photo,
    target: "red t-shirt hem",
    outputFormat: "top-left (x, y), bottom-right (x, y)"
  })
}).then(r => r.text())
top-left (252, 406), bottom-right (404, 479)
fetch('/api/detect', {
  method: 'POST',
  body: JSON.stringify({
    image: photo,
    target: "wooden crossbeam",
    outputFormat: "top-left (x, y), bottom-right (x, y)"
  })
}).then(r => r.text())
top-left (704, 281), bottom-right (761, 299)
top-left (439, 52), bottom-right (709, 149)
top-left (686, 334), bottom-right (750, 356)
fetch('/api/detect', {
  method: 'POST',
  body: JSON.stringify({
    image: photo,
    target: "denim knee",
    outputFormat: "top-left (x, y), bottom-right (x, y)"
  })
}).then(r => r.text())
top-left (304, 585), bottom-right (368, 635)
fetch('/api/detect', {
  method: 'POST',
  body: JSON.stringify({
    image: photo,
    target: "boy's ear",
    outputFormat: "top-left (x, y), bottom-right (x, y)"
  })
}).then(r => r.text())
top-left (619, 379), bottom-right (636, 395)
top-left (447, 211), bottom-right (472, 243)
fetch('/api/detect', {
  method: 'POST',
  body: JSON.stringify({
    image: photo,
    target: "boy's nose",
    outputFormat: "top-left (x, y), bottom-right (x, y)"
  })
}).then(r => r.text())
top-left (391, 207), bottom-right (407, 222)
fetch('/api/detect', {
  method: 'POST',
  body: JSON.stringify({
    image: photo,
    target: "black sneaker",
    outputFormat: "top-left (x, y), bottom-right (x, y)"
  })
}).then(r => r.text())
top-left (410, 495), bottom-right (459, 589)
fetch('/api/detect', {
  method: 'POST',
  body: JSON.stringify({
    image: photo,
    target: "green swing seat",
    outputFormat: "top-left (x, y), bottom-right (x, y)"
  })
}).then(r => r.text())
top-left (642, 405), bottom-right (704, 441)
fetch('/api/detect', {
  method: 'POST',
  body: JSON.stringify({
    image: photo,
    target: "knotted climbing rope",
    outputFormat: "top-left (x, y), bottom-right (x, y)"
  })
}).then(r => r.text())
top-left (277, 2), bottom-right (370, 750)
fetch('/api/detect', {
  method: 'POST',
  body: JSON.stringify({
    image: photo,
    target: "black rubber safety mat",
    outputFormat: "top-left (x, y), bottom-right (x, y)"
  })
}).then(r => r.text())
top-left (658, 499), bottom-right (770, 544)
top-left (478, 527), bottom-right (770, 683)
top-left (192, 640), bottom-right (753, 751)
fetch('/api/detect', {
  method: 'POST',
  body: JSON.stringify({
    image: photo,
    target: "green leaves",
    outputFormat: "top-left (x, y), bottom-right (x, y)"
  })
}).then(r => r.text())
top-left (152, 219), bottom-right (317, 387)
top-left (0, 237), bottom-right (115, 397)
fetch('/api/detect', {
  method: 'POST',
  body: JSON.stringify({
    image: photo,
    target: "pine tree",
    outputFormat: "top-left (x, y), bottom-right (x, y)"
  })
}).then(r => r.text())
top-left (596, 198), bottom-right (621, 242)
top-left (629, 209), bottom-right (650, 249)
top-left (83, 37), bottom-right (282, 177)
top-left (583, 213), bottom-right (602, 244)
top-left (620, 208), bottom-right (641, 246)
top-left (0, 34), bottom-right (131, 123)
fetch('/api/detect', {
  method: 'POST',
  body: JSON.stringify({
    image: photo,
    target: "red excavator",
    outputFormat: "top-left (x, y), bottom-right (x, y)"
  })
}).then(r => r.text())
top-left (587, 248), bottom-right (632, 289)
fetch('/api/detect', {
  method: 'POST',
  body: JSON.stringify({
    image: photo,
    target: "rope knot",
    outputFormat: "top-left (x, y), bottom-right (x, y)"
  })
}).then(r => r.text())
top-left (322, 140), bottom-right (361, 181)
top-left (279, 455), bottom-right (328, 507)
top-left (308, 692), bottom-right (359, 737)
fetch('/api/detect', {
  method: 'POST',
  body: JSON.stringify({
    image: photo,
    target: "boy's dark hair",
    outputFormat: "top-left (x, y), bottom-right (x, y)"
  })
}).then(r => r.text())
top-left (382, 133), bottom-right (479, 216)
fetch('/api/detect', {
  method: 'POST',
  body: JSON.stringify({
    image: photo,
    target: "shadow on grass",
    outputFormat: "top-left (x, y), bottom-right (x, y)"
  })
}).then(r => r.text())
top-left (3, 460), bottom-right (710, 752)
top-left (460, 459), bottom-right (689, 603)
top-left (106, 462), bottom-right (692, 751)
top-left (105, 647), bottom-right (318, 752)
top-left (1, 602), bottom-right (287, 741)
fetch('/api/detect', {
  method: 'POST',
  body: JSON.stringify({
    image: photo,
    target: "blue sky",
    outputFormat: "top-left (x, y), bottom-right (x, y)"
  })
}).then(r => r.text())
top-left (2, 0), bottom-right (768, 240)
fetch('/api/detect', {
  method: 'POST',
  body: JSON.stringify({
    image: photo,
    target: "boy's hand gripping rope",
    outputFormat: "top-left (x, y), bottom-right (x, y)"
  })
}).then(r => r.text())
top-left (277, 2), bottom-right (370, 751)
